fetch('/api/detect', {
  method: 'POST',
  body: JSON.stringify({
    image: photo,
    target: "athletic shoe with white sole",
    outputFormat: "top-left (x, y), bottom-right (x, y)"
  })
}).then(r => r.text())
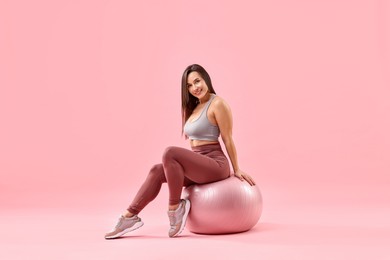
top-left (105, 215), bottom-right (144, 239)
top-left (167, 199), bottom-right (191, 237)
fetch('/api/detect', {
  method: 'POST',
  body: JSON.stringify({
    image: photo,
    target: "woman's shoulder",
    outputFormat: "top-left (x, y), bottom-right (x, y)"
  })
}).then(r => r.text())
top-left (211, 95), bottom-right (231, 111)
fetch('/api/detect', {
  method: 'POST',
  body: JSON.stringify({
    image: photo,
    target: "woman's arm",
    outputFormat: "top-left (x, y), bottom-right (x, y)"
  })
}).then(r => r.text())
top-left (213, 98), bottom-right (255, 186)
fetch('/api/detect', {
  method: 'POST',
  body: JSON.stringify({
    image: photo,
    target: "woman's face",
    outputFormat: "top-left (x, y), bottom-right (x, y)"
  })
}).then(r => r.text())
top-left (186, 71), bottom-right (209, 99)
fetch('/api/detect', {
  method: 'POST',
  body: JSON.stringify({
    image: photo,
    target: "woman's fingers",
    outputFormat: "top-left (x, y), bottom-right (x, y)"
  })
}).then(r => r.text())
top-left (243, 174), bottom-right (255, 186)
top-left (234, 173), bottom-right (243, 180)
top-left (234, 172), bottom-right (256, 186)
top-left (249, 175), bottom-right (256, 185)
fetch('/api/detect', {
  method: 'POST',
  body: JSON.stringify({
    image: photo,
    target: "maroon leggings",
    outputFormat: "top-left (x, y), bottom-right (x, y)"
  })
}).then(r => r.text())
top-left (127, 143), bottom-right (230, 215)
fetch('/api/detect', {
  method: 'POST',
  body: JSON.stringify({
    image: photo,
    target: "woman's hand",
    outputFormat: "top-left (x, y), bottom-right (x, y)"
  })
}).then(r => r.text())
top-left (234, 169), bottom-right (256, 186)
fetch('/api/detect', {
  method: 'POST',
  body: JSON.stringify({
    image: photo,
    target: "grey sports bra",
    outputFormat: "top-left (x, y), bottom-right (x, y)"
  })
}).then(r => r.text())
top-left (183, 94), bottom-right (220, 141)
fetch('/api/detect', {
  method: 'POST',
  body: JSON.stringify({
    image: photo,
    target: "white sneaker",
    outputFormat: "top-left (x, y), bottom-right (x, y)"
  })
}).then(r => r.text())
top-left (105, 215), bottom-right (144, 239)
top-left (167, 199), bottom-right (191, 237)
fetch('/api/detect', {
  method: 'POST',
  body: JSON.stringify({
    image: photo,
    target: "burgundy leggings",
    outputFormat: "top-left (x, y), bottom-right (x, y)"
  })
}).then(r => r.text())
top-left (127, 143), bottom-right (230, 215)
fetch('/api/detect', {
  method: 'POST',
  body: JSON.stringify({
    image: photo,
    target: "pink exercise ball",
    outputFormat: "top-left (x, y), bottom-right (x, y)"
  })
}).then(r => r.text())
top-left (182, 175), bottom-right (262, 234)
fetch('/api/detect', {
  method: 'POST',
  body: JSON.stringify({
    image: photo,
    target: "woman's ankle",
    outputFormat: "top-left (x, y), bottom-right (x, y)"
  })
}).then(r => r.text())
top-left (122, 210), bottom-right (135, 218)
top-left (168, 203), bottom-right (180, 211)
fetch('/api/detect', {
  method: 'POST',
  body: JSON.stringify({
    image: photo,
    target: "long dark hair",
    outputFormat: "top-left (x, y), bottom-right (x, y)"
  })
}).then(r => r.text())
top-left (181, 64), bottom-right (217, 135)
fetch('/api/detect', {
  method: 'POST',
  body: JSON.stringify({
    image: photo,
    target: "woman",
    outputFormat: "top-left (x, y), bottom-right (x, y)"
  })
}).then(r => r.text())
top-left (105, 64), bottom-right (255, 239)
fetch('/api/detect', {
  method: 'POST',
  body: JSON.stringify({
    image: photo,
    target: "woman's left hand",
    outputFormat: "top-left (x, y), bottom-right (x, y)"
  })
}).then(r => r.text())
top-left (234, 169), bottom-right (256, 186)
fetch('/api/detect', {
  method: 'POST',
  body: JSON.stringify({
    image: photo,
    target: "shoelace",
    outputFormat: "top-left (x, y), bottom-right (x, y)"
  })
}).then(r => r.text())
top-left (168, 213), bottom-right (177, 225)
top-left (114, 217), bottom-right (124, 229)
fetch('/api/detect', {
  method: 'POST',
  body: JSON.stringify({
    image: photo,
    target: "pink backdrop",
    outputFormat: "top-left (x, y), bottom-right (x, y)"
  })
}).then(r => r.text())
top-left (1, 0), bottom-right (389, 209)
top-left (0, 0), bottom-right (389, 259)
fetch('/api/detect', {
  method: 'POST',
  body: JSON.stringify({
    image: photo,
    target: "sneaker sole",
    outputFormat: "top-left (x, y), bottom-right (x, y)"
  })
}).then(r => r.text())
top-left (171, 199), bottom-right (191, 237)
top-left (105, 221), bottom-right (144, 239)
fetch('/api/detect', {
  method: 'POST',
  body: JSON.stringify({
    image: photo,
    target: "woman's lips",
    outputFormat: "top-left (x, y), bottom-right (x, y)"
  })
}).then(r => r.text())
top-left (194, 90), bottom-right (202, 95)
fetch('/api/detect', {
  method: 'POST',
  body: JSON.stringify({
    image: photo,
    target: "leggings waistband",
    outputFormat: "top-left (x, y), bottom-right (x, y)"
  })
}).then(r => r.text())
top-left (191, 142), bottom-right (222, 153)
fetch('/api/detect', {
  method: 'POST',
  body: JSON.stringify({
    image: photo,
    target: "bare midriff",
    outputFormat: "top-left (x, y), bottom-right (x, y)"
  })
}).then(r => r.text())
top-left (190, 139), bottom-right (219, 147)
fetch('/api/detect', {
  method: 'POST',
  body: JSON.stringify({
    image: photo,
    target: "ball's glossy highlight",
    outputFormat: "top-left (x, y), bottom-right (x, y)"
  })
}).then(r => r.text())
top-left (183, 175), bottom-right (262, 234)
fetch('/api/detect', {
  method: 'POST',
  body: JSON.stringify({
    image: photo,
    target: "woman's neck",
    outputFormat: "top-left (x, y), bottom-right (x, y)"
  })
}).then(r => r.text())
top-left (198, 93), bottom-right (213, 104)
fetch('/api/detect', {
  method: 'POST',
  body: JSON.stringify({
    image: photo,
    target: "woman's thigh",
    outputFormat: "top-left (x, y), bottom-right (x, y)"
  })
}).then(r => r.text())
top-left (163, 146), bottom-right (230, 184)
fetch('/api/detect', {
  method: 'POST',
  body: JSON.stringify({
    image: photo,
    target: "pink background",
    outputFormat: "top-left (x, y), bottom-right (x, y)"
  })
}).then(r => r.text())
top-left (1, 0), bottom-right (389, 259)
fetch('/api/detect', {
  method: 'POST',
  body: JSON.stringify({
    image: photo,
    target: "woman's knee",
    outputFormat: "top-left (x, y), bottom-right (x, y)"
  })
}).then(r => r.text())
top-left (162, 146), bottom-right (181, 163)
top-left (148, 164), bottom-right (165, 182)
